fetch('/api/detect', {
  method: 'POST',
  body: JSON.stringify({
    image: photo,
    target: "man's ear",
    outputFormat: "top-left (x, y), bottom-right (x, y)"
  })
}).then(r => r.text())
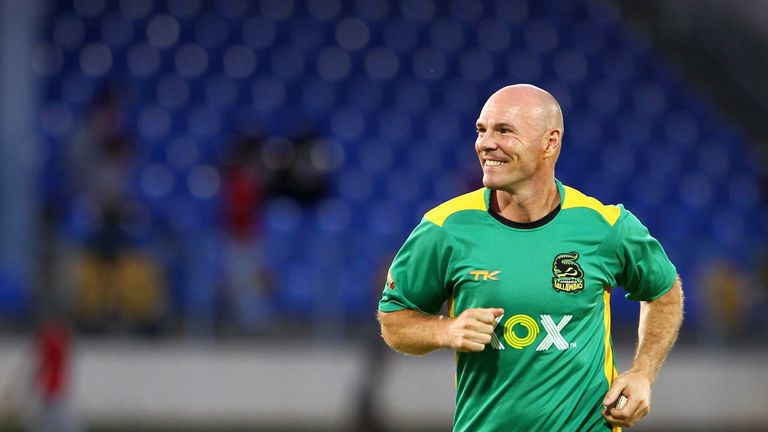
top-left (544, 129), bottom-right (561, 158)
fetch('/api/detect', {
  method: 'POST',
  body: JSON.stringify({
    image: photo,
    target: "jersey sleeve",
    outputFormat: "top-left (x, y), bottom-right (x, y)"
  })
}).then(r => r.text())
top-left (378, 219), bottom-right (457, 315)
top-left (605, 208), bottom-right (677, 301)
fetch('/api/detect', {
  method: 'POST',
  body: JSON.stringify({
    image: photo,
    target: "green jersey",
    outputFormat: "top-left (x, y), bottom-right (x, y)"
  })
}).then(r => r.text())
top-left (378, 180), bottom-right (676, 432)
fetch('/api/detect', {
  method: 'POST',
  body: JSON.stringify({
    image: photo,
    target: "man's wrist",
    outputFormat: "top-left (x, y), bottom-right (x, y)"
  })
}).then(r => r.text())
top-left (435, 315), bottom-right (452, 349)
top-left (627, 362), bottom-right (657, 383)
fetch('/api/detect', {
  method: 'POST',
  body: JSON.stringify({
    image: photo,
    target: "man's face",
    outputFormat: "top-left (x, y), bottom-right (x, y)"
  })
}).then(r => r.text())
top-left (474, 96), bottom-right (549, 191)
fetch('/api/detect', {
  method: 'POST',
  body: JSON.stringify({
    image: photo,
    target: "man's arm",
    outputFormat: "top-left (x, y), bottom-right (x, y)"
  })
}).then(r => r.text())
top-left (378, 308), bottom-right (504, 356)
top-left (603, 275), bottom-right (684, 428)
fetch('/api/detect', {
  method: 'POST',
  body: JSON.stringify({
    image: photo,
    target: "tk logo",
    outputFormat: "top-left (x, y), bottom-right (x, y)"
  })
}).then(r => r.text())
top-left (469, 270), bottom-right (501, 281)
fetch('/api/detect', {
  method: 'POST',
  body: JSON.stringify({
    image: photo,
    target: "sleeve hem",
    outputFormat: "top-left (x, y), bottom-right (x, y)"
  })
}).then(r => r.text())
top-left (625, 270), bottom-right (678, 302)
top-left (378, 303), bottom-right (407, 313)
top-left (379, 300), bottom-right (433, 314)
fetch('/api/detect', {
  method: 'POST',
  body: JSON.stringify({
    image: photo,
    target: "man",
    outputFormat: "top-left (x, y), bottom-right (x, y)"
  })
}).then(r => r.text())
top-left (377, 84), bottom-right (683, 431)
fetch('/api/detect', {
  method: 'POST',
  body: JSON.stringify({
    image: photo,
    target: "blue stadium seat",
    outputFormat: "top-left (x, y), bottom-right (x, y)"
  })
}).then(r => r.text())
top-left (314, 198), bottom-right (352, 234)
top-left (355, 0), bottom-right (390, 21)
top-left (335, 17), bottom-right (370, 51)
top-left (0, 268), bottom-right (31, 321)
top-left (376, 109), bottom-right (412, 142)
top-left (506, 51), bottom-right (544, 82)
top-left (251, 76), bottom-right (286, 113)
top-left (194, 14), bottom-right (229, 49)
top-left (120, 0), bottom-right (154, 20)
top-left (221, 45), bottom-right (257, 79)
top-left (449, 0), bottom-right (485, 23)
top-left (354, 139), bottom-right (394, 175)
top-left (100, 12), bottom-right (134, 47)
top-left (459, 48), bottom-right (495, 83)
top-left (315, 46), bottom-right (353, 82)
top-left (126, 43), bottom-right (162, 78)
top-left (346, 78), bottom-right (384, 111)
top-left (476, 18), bottom-right (513, 52)
top-left (53, 14), bottom-right (86, 50)
top-left (270, 45), bottom-right (306, 80)
top-left (411, 46), bottom-right (449, 81)
top-left (155, 74), bottom-right (190, 109)
top-left (523, 19), bottom-right (560, 54)
top-left (137, 105), bottom-right (172, 142)
top-left (306, 0), bottom-right (342, 21)
top-left (553, 49), bottom-right (589, 83)
top-left (330, 106), bottom-right (366, 142)
top-left (214, 0), bottom-right (249, 19)
top-left (167, 0), bottom-right (202, 19)
top-left (429, 18), bottom-right (464, 52)
top-left (441, 79), bottom-right (479, 113)
top-left (364, 47), bottom-right (400, 81)
top-left (259, 0), bottom-right (296, 22)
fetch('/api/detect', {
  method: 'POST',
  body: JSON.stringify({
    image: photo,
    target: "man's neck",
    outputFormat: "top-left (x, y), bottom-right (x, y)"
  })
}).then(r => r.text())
top-left (491, 178), bottom-right (560, 223)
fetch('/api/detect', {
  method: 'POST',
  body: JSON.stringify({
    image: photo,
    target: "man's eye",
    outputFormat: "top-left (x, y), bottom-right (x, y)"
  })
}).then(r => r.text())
top-left (500, 129), bottom-right (511, 134)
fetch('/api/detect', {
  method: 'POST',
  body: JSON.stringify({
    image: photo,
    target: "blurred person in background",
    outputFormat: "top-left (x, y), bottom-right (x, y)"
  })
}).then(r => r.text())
top-left (378, 84), bottom-right (684, 431)
top-left (65, 84), bottom-right (165, 335)
top-left (29, 308), bottom-right (80, 432)
top-left (264, 130), bottom-right (331, 203)
top-left (699, 258), bottom-right (752, 345)
top-left (217, 133), bottom-right (273, 333)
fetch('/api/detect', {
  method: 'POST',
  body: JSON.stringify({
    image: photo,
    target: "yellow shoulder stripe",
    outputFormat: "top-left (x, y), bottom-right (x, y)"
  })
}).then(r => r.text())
top-left (424, 188), bottom-right (486, 227)
top-left (562, 186), bottom-right (621, 226)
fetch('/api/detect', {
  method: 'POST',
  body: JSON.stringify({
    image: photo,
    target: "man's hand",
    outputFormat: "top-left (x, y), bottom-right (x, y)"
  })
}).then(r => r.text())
top-left (602, 369), bottom-right (652, 427)
top-left (442, 308), bottom-right (504, 352)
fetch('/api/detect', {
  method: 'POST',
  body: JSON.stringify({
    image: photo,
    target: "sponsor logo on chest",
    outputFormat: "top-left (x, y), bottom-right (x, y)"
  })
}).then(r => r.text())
top-left (490, 313), bottom-right (576, 351)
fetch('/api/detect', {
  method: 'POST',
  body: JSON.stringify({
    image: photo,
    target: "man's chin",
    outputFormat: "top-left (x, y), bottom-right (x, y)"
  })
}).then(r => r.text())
top-left (482, 176), bottom-right (504, 190)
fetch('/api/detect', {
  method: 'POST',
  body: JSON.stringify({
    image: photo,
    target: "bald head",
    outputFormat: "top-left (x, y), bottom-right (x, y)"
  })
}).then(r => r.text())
top-left (484, 84), bottom-right (563, 135)
top-left (474, 84), bottom-right (565, 192)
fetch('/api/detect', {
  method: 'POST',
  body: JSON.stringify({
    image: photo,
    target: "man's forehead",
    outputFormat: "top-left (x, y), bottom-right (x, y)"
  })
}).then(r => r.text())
top-left (477, 100), bottom-right (523, 123)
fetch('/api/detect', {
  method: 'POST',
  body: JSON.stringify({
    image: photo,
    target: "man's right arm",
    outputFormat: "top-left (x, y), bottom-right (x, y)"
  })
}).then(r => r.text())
top-left (378, 308), bottom-right (504, 356)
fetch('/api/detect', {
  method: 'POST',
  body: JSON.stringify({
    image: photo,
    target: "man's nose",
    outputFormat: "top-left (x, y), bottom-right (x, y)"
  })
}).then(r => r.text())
top-left (477, 132), bottom-right (497, 151)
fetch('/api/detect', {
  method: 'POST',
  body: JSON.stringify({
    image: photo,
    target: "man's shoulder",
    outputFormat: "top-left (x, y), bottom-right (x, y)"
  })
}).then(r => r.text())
top-left (561, 184), bottom-right (624, 227)
top-left (423, 188), bottom-right (487, 227)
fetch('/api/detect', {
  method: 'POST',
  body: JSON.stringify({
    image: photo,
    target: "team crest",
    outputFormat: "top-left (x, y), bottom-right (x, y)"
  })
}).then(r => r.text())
top-left (552, 252), bottom-right (584, 293)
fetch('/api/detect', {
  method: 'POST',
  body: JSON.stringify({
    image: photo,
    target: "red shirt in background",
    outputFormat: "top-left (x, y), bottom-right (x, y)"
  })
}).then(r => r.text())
top-left (36, 321), bottom-right (70, 400)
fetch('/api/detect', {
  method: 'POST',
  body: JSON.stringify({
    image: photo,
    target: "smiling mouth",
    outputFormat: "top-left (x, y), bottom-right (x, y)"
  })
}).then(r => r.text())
top-left (484, 160), bottom-right (507, 167)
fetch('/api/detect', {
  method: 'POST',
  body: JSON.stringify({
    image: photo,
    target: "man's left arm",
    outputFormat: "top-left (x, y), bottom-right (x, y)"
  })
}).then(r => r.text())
top-left (602, 275), bottom-right (684, 428)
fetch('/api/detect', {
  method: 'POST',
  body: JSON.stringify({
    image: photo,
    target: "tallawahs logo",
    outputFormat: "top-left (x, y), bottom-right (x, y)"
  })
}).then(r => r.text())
top-left (552, 252), bottom-right (584, 293)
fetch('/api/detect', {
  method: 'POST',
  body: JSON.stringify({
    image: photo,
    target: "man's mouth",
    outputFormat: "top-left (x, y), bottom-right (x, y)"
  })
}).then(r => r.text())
top-left (484, 160), bottom-right (507, 167)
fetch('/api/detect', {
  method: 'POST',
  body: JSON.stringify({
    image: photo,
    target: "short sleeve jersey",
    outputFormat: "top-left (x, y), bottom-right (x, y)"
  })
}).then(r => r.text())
top-left (378, 181), bottom-right (677, 432)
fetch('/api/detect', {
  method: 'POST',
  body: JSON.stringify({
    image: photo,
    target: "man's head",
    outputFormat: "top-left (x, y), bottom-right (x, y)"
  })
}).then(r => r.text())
top-left (474, 84), bottom-right (564, 192)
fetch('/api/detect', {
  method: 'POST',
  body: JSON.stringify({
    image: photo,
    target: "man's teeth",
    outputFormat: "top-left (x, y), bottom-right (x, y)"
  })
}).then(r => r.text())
top-left (485, 160), bottom-right (506, 166)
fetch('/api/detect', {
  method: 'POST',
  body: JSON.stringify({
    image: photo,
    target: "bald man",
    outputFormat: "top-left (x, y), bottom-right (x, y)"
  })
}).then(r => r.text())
top-left (378, 84), bottom-right (683, 431)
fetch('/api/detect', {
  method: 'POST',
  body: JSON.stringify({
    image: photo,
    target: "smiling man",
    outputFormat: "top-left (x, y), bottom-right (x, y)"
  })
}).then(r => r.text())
top-left (378, 84), bottom-right (684, 431)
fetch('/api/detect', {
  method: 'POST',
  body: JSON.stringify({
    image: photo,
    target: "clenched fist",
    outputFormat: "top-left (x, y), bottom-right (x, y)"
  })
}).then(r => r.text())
top-left (441, 308), bottom-right (504, 352)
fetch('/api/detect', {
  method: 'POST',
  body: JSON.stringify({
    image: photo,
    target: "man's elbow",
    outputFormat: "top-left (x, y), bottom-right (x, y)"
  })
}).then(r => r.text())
top-left (377, 310), bottom-right (429, 356)
top-left (377, 310), bottom-right (401, 351)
